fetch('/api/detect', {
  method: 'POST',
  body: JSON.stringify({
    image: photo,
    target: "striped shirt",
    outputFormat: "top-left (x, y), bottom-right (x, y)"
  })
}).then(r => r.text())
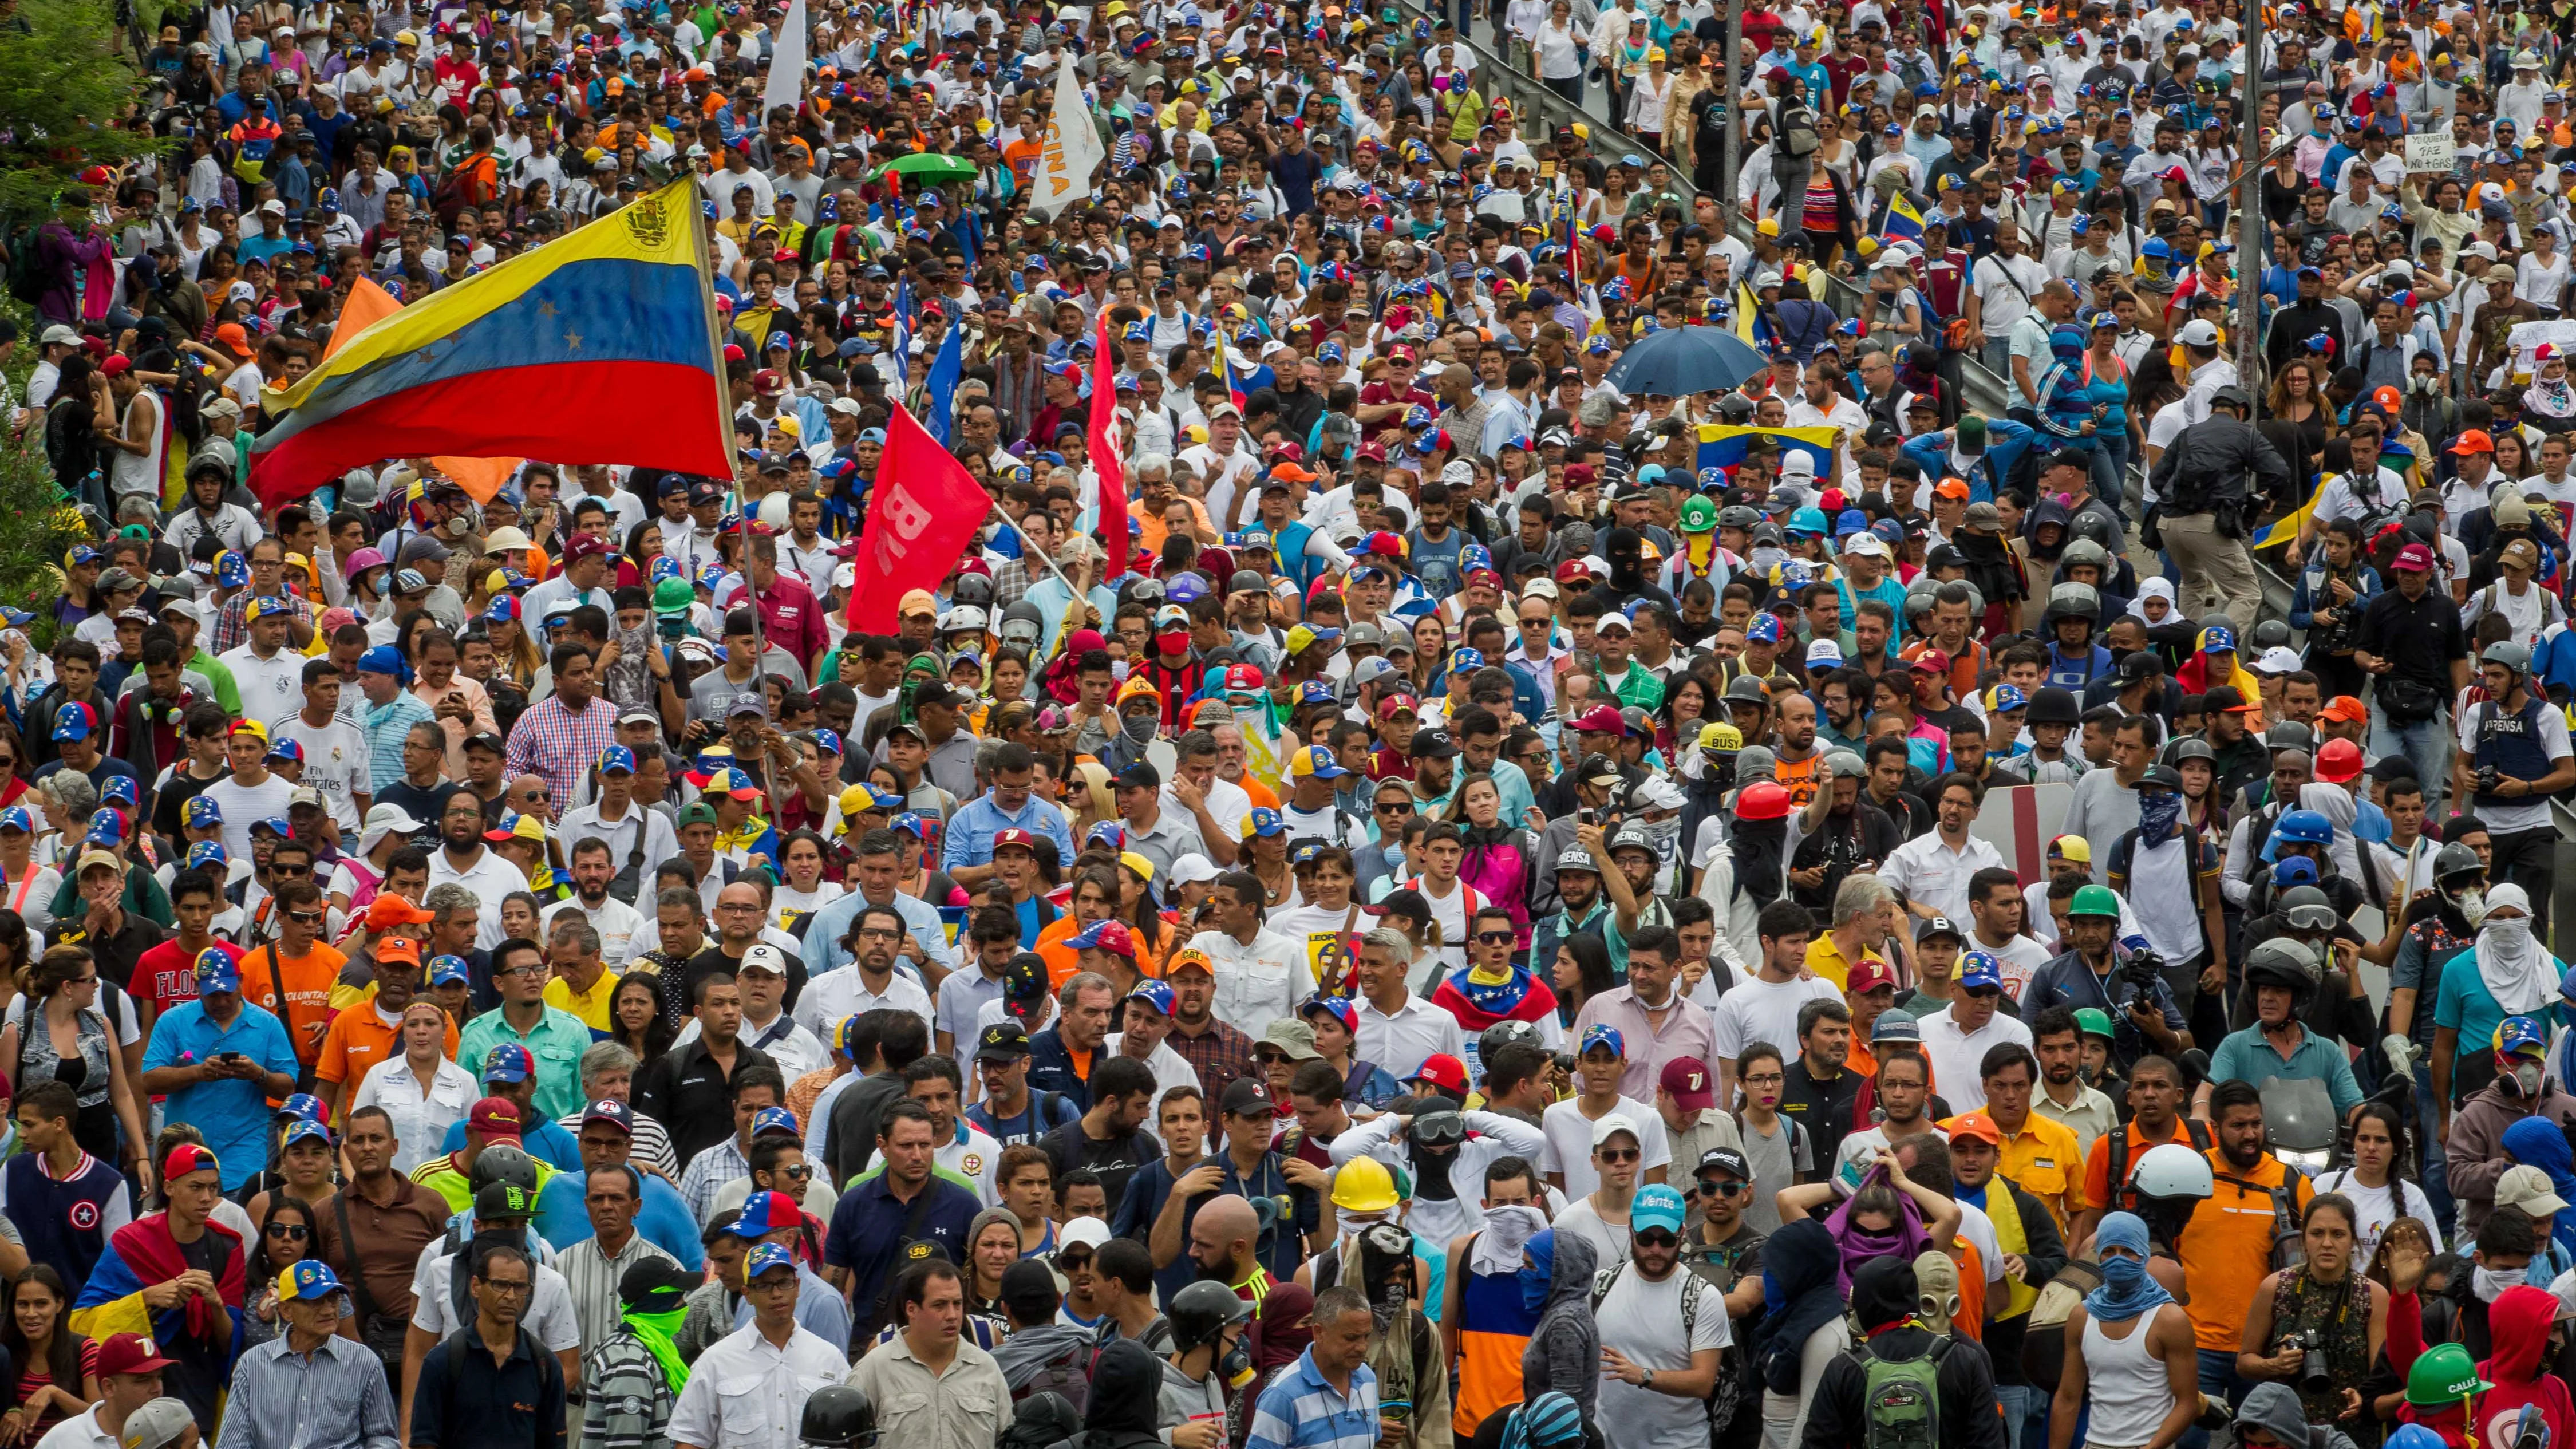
top-left (361, 693), bottom-right (438, 793)
top-left (677, 1136), bottom-right (752, 1225)
top-left (1246, 1351), bottom-right (1382, 1449)
top-left (213, 1326), bottom-right (400, 1449)
top-left (556, 1228), bottom-right (678, 1351)
top-left (580, 1331), bottom-right (674, 1449)
top-left (505, 694), bottom-right (621, 820)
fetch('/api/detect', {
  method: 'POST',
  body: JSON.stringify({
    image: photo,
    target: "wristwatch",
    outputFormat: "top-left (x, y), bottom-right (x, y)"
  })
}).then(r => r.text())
top-left (1641, 1369), bottom-right (1656, 1390)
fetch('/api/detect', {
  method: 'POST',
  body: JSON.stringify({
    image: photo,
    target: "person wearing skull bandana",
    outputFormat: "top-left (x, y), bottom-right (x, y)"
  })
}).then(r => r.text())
top-left (1595, 528), bottom-right (1678, 618)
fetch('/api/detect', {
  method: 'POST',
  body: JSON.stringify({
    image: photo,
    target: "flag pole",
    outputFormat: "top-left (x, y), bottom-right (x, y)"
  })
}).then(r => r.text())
top-left (987, 497), bottom-right (1087, 598)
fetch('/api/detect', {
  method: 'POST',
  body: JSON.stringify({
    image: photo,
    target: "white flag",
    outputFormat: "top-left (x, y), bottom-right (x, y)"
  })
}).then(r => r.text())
top-left (1030, 50), bottom-right (1104, 220)
top-left (762, 0), bottom-right (808, 124)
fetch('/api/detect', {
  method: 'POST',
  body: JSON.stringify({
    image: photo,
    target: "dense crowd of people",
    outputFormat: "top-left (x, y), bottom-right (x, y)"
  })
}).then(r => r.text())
top-left (9, 0), bottom-right (2576, 1446)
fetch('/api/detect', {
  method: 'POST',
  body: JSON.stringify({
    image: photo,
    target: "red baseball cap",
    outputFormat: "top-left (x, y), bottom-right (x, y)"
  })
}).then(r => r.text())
top-left (1658, 1056), bottom-right (1715, 1112)
top-left (1848, 958), bottom-right (1898, 994)
top-left (468, 1097), bottom-right (525, 1139)
top-left (1406, 1053), bottom-right (1469, 1096)
top-left (993, 828), bottom-right (1038, 854)
top-left (2392, 543), bottom-right (2435, 572)
top-left (1910, 649), bottom-right (1952, 674)
top-left (94, 1334), bottom-right (176, 1378)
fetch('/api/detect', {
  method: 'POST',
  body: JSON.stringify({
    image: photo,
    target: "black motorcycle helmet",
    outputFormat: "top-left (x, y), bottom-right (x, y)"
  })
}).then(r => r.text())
top-left (800, 1386), bottom-right (880, 1448)
top-left (468, 1143), bottom-right (540, 1197)
top-left (2025, 686), bottom-right (2083, 728)
top-left (1168, 1279), bottom-right (1253, 1354)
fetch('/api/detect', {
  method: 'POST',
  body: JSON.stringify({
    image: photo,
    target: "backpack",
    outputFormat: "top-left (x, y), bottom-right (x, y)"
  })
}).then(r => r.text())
top-left (5, 226), bottom-right (47, 307)
top-left (1855, 1333), bottom-right (1953, 1449)
top-left (1779, 100), bottom-right (1821, 156)
top-left (1012, 1336), bottom-right (1092, 1416)
top-left (2103, 1118), bottom-right (2212, 1215)
top-left (1592, 1260), bottom-right (1725, 1445)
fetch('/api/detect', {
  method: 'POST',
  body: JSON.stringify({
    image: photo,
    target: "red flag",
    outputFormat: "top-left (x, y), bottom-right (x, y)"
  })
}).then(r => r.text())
top-left (1089, 305), bottom-right (1129, 579)
top-left (846, 402), bottom-right (992, 633)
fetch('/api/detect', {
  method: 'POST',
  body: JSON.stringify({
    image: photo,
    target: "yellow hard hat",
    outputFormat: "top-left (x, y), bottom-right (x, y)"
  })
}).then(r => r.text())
top-left (1331, 1157), bottom-right (1400, 1213)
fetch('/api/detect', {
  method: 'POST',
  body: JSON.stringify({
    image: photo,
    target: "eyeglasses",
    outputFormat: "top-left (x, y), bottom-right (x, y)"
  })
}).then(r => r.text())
top-left (1474, 931), bottom-right (1516, 944)
top-left (856, 926), bottom-right (901, 939)
top-left (1597, 1147), bottom-right (1641, 1164)
top-left (477, 1278), bottom-right (533, 1295)
top-left (267, 1223), bottom-right (310, 1241)
top-left (501, 964), bottom-right (549, 980)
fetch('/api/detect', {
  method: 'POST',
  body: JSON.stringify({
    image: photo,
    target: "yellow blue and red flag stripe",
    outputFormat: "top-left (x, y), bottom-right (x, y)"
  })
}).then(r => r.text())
top-left (1697, 424), bottom-right (1838, 478)
top-left (1885, 191), bottom-right (1926, 243)
top-left (250, 179), bottom-right (732, 506)
top-left (2251, 473), bottom-right (2321, 550)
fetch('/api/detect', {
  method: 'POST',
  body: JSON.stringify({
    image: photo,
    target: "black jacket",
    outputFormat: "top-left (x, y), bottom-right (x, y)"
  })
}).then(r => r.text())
top-left (2149, 414), bottom-right (2290, 514)
top-left (1800, 1324), bottom-right (2008, 1449)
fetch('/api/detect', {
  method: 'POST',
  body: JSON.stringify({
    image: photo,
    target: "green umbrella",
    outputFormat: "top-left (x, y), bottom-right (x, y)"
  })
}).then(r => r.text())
top-left (873, 153), bottom-right (979, 185)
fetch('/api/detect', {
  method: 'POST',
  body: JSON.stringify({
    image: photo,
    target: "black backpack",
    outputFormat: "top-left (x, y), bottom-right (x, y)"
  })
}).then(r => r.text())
top-left (1012, 1337), bottom-right (1092, 1417)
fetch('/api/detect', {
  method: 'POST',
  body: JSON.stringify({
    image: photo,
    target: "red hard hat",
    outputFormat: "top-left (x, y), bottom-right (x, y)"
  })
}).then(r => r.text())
top-left (1735, 781), bottom-right (1793, 822)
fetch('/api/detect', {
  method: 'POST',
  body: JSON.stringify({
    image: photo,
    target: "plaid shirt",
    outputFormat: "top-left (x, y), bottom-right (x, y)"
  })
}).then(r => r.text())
top-left (210, 587), bottom-right (313, 655)
top-left (582, 1329), bottom-right (676, 1449)
top-left (504, 694), bottom-right (619, 820)
top-left (677, 1135), bottom-right (751, 1225)
top-left (363, 693), bottom-right (438, 793)
top-left (1168, 1017), bottom-right (1259, 1107)
top-left (991, 556), bottom-right (1043, 609)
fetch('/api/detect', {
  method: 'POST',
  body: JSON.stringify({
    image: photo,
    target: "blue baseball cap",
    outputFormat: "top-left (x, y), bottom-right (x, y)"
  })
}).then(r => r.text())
top-left (266, 738), bottom-right (305, 764)
top-left (2271, 855), bottom-right (2321, 886)
top-left (2499, 1016), bottom-right (2551, 1057)
top-left (196, 949), bottom-right (242, 994)
top-left (185, 841), bottom-right (227, 868)
top-left (0, 807), bottom-right (32, 835)
top-left (2200, 623), bottom-right (2237, 653)
top-left (1128, 978), bottom-right (1178, 1016)
top-left (1241, 808), bottom-right (1287, 839)
top-left (49, 704), bottom-right (94, 742)
top-left (751, 1106), bottom-right (800, 1139)
top-left (1293, 745), bottom-right (1349, 780)
top-left (580, 1099), bottom-right (637, 1135)
top-left (428, 955), bottom-right (472, 987)
top-left (251, 816), bottom-right (293, 838)
top-left (85, 808), bottom-right (121, 845)
top-left (744, 1243), bottom-right (796, 1278)
top-left (598, 745), bottom-right (638, 776)
top-left (1957, 951), bottom-right (2006, 992)
top-left (890, 811), bottom-right (926, 836)
top-left (1746, 614), bottom-right (1781, 645)
top-left (1631, 1183), bottom-right (1688, 1235)
top-left (282, 1118), bottom-right (333, 1149)
top-left (358, 644), bottom-right (408, 676)
top-left (216, 552), bottom-right (251, 587)
top-left (1580, 1024), bottom-right (1626, 1057)
top-left (276, 1260), bottom-right (347, 1303)
top-left (276, 1092), bottom-right (327, 1124)
top-left (101, 776), bottom-right (137, 807)
top-left (1447, 647), bottom-right (1485, 676)
top-left (482, 1043), bottom-right (536, 1083)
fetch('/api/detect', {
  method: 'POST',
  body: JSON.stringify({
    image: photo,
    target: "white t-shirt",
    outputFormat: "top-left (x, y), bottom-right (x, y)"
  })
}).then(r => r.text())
top-left (2309, 1168), bottom-right (2439, 1272)
top-left (1539, 1094), bottom-right (1671, 1197)
top-left (273, 714), bottom-right (368, 832)
top-left (200, 772), bottom-right (299, 860)
top-left (1596, 1266), bottom-right (1734, 1449)
top-left (1708, 974), bottom-right (1844, 1069)
top-left (217, 643), bottom-right (308, 730)
top-left (2455, 697), bottom-right (2573, 833)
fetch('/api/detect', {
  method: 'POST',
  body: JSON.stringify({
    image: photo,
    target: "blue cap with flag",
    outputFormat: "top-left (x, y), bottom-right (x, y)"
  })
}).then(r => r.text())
top-left (277, 1260), bottom-right (348, 1303)
top-left (745, 1243), bottom-right (797, 1278)
top-left (2499, 1016), bottom-right (2550, 1057)
top-left (1958, 952), bottom-right (2006, 992)
top-left (196, 948), bottom-right (242, 994)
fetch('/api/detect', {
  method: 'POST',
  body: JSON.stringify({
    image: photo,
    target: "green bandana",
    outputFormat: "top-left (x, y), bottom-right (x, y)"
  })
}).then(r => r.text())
top-left (622, 1305), bottom-right (693, 1396)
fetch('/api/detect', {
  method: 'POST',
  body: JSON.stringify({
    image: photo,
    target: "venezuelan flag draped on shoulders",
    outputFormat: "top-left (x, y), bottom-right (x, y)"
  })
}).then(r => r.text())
top-left (71, 1146), bottom-right (247, 1351)
top-left (249, 179), bottom-right (734, 507)
top-left (1697, 424), bottom-right (1838, 479)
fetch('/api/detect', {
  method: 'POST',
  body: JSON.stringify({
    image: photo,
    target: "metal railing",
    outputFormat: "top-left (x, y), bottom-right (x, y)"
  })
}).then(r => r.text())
top-left (1390, 13), bottom-right (2014, 417)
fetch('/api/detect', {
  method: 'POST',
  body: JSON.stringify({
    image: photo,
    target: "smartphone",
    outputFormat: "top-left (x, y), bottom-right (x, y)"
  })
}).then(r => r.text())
top-left (1578, 807), bottom-right (1596, 826)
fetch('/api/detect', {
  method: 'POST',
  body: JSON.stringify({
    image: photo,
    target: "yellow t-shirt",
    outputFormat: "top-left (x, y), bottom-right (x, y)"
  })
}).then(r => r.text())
top-left (544, 972), bottom-right (617, 1033)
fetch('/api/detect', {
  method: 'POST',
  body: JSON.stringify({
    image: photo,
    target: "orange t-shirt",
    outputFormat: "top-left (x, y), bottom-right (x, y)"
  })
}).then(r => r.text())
top-left (314, 998), bottom-right (460, 1104)
top-left (2080, 1118), bottom-right (2196, 1217)
top-left (239, 941), bottom-right (347, 1072)
top-left (1036, 915), bottom-right (1166, 990)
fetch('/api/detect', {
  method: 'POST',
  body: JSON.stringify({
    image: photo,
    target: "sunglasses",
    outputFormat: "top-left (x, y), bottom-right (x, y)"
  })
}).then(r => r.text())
top-left (272, 864), bottom-right (312, 877)
top-left (267, 1223), bottom-right (310, 1241)
top-left (1634, 1229), bottom-right (1680, 1249)
top-left (1598, 1147), bottom-right (1641, 1164)
top-left (287, 909), bottom-right (325, 925)
top-left (1057, 1250), bottom-right (1095, 1270)
top-left (777, 1163), bottom-right (814, 1180)
top-left (1474, 931), bottom-right (1516, 944)
top-left (1694, 1178), bottom-right (1747, 1197)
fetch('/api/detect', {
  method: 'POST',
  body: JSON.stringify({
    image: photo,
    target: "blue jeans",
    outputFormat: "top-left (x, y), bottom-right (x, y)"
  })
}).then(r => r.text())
top-left (2183, 1349), bottom-right (2252, 1449)
top-left (2088, 440), bottom-right (2126, 523)
top-left (2413, 1060), bottom-right (2456, 1240)
top-left (2370, 698), bottom-right (2455, 821)
top-left (1996, 1384), bottom-right (2046, 1449)
top-left (2097, 431), bottom-right (2134, 512)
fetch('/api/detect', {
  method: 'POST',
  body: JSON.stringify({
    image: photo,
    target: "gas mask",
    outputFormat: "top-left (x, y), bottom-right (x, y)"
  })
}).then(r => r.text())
top-left (2412, 373), bottom-right (2444, 394)
top-left (1911, 1250), bottom-right (1960, 1335)
top-left (2450, 885), bottom-right (2490, 929)
top-left (2500, 1054), bottom-right (2547, 1099)
top-left (1218, 1325), bottom-right (1255, 1389)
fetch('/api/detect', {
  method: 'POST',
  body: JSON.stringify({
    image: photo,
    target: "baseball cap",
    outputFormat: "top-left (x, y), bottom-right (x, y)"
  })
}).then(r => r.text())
top-left (1694, 1147), bottom-right (1753, 1183)
top-left (1406, 1054), bottom-right (1469, 1096)
top-left (1127, 978), bottom-right (1177, 1016)
top-left (977, 1022), bottom-right (1033, 1061)
top-left (482, 1044), bottom-right (535, 1083)
top-left (94, 1334), bottom-right (176, 1379)
top-left (1957, 953), bottom-right (2006, 992)
top-left (731, 1190), bottom-right (805, 1237)
top-left (275, 1260), bottom-right (348, 1303)
top-left (1658, 1056), bottom-right (1715, 1111)
top-left (2499, 1163), bottom-right (2571, 1218)
top-left (1589, 1110), bottom-right (1644, 1148)
top-left (581, 1100), bottom-right (638, 1135)
top-left (1631, 1184), bottom-right (1687, 1235)
top-left (468, 1097), bottom-right (526, 1138)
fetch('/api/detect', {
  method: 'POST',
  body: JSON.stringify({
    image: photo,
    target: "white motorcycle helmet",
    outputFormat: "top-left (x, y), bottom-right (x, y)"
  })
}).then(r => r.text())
top-left (2133, 1142), bottom-right (2215, 1202)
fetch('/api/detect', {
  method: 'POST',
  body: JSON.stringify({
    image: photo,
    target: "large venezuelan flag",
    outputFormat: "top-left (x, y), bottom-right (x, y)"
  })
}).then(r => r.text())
top-left (1697, 424), bottom-right (1838, 478)
top-left (251, 179), bottom-right (733, 506)
top-left (2251, 472), bottom-right (2322, 551)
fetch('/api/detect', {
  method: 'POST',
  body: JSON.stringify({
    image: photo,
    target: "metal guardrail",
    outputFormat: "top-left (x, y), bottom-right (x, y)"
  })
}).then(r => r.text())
top-left (1390, 17), bottom-right (2016, 417)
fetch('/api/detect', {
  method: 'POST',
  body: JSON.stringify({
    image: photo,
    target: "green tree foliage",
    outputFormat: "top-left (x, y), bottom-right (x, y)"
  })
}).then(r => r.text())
top-left (0, 0), bottom-right (166, 224)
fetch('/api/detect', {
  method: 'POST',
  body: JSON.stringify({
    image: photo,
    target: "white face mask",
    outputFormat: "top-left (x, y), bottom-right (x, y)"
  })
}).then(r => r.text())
top-left (2453, 887), bottom-right (2491, 929)
top-left (2476, 1264), bottom-right (2528, 1302)
top-left (2491, 915), bottom-right (2534, 950)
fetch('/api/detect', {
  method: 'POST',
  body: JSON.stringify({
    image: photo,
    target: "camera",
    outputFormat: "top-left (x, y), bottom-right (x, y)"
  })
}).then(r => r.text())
top-left (2119, 946), bottom-right (2166, 1010)
top-left (2296, 1329), bottom-right (2331, 1396)
top-left (2477, 764), bottom-right (2504, 795)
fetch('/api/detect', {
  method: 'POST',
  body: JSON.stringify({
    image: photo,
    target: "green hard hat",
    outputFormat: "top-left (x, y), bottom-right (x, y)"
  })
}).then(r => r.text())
top-left (1679, 496), bottom-right (1718, 534)
top-left (2405, 1343), bottom-right (2490, 1408)
top-left (2069, 884), bottom-right (2123, 919)
top-left (652, 577), bottom-right (694, 615)
top-left (2072, 1008), bottom-right (2115, 1041)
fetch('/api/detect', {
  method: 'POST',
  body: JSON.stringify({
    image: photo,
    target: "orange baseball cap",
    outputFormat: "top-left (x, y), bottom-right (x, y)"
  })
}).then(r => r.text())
top-left (2319, 695), bottom-right (2369, 725)
top-left (2449, 429), bottom-right (2495, 455)
top-left (1945, 1112), bottom-right (2002, 1145)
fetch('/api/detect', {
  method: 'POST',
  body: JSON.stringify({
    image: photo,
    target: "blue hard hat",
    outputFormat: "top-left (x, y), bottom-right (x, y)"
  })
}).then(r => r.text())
top-left (1788, 506), bottom-right (1830, 536)
top-left (2274, 810), bottom-right (2334, 846)
top-left (1167, 573), bottom-right (1209, 605)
